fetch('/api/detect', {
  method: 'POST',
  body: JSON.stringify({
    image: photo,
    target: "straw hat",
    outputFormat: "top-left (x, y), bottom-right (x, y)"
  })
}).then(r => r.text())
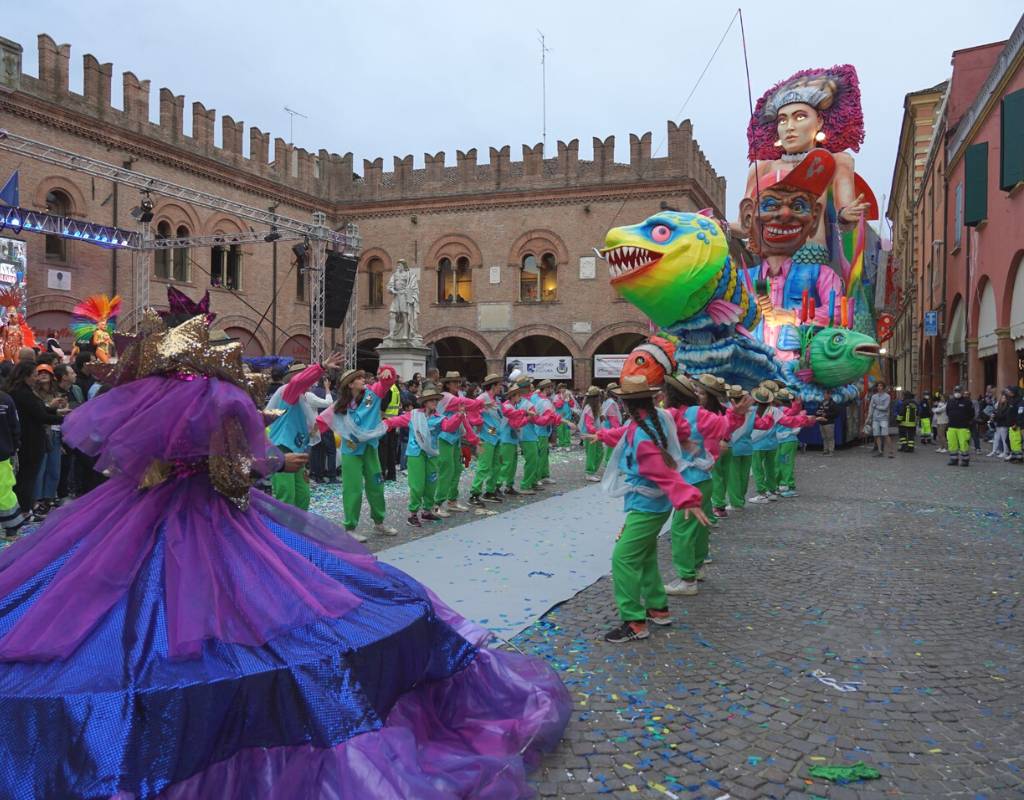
top-left (285, 361), bottom-right (308, 378)
top-left (726, 384), bottom-right (746, 400)
top-left (585, 385), bottom-right (601, 397)
top-left (776, 387), bottom-right (795, 402)
top-left (515, 375), bottom-right (534, 388)
top-left (336, 368), bottom-right (365, 389)
top-left (760, 379), bottom-right (781, 392)
top-left (442, 370), bottom-right (463, 383)
top-left (611, 375), bottom-right (660, 399)
top-left (536, 378), bottom-right (553, 390)
top-left (665, 373), bottom-right (701, 403)
top-left (418, 385), bottom-right (443, 403)
top-left (481, 373), bottom-right (503, 388)
top-left (606, 382), bottom-right (619, 391)
top-left (752, 386), bottom-right (775, 404)
top-left (697, 373), bottom-right (728, 397)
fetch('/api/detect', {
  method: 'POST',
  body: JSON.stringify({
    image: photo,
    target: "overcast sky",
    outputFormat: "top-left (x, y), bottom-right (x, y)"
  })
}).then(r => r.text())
top-left (6, 1), bottom-right (1021, 232)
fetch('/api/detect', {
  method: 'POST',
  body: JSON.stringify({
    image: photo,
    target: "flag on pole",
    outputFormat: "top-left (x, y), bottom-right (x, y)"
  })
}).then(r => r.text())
top-left (0, 171), bottom-right (18, 207)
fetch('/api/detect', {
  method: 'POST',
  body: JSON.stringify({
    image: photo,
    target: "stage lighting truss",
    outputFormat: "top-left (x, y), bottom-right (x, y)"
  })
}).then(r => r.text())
top-left (0, 205), bottom-right (140, 248)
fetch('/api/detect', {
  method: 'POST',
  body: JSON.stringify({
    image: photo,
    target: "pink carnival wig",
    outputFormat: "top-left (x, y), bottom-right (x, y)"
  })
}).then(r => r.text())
top-left (746, 64), bottom-right (865, 162)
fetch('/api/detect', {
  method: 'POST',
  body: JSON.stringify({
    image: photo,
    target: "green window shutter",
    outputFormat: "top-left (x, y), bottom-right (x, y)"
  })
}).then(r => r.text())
top-left (1000, 89), bottom-right (1024, 191)
top-left (964, 142), bottom-right (988, 226)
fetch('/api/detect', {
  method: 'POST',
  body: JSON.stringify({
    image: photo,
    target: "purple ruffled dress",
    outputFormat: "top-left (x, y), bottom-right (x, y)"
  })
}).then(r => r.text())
top-left (0, 375), bottom-right (570, 799)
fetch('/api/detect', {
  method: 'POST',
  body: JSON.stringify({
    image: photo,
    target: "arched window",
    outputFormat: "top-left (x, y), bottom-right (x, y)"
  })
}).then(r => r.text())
top-left (154, 220), bottom-right (172, 279)
top-left (173, 225), bottom-right (190, 282)
top-left (44, 189), bottom-right (72, 261)
top-left (211, 240), bottom-right (242, 290)
top-left (438, 256), bottom-right (472, 304)
top-left (367, 257), bottom-right (385, 307)
top-left (520, 251), bottom-right (557, 303)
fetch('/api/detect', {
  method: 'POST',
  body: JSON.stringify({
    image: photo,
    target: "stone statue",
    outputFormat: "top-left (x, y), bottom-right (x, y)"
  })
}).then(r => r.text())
top-left (385, 259), bottom-right (421, 344)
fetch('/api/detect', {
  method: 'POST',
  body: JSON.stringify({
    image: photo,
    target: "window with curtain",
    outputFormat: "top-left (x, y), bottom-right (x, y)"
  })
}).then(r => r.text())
top-left (367, 257), bottom-right (385, 307)
top-left (154, 220), bottom-right (171, 279)
top-left (172, 225), bottom-right (190, 282)
top-left (520, 252), bottom-right (557, 303)
top-left (964, 142), bottom-right (988, 227)
top-left (44, 189), bottom-right (71, 261)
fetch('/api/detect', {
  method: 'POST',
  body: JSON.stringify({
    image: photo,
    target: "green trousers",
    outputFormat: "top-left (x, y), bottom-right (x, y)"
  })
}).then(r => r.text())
top-left (776, 440), bottom-right (798, 489)
top-left (670, 480), bottom-right (712, 581)
top-left (710, 448), bottom-right (732, 508)
top-left (341, 448), bottom-right (385, 529)
top-left (519, 440), bottom-right (540, 489)
top-left (407, 452), bottom-right (438, 512)
top-left (612, 509), bottom-right (671, 622)
top-left (498, 442), bottom-right (519, 488)
top-left (437, 439), bottom-right (463, 502)
top-left (727, 453), bottom-right (752, 508)
top-left (557, 422), bottom-right (571, 447)
top-left (947, 426), bottom-right (970, 454)
top-left (537, 436), bottom-right (551, 480)
top-left (752, 449), bottom-right (778, 495)
top-left (271, 469), bottom-right (310, 511)
top-left (470, 441), bottom-right (499, 496)
top-left (584, 439), bottom-right (604, 475)
top-left (603, 443), bottom-right (614, 465)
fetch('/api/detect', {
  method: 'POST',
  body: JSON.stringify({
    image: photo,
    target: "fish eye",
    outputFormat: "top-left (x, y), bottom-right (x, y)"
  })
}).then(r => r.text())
top-left (651, 224), bottom-right (672, 243)
top-left (635, 355), bottom-right (647, 365)
top-left (831, 333), bottom-right (845, 345)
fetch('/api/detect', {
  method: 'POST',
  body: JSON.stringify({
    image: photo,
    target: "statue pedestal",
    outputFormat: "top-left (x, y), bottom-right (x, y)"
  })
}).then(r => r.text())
top-left (376, 341), bottom-right (430, 382)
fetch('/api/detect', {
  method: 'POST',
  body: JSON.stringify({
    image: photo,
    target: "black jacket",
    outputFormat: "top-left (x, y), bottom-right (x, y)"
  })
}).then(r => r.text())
top-left (0, 391), bottom-right (20, 462)
top-left (817, 398), bottom-right (839, 423)
top-left (946, 396), bottom-right (975, 428)
top-left (9, 386), bottom-right (62, 466)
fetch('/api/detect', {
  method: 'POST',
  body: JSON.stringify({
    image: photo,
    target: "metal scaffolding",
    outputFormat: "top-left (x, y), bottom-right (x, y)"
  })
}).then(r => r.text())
top-left (0, 128), bottom-right (361, 359)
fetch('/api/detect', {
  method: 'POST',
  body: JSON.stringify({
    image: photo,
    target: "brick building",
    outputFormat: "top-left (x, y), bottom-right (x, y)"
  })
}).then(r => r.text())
top-left (884, 13), bottom-right (1024, 396)
top-left (0, 33), bottom-right (726, 387)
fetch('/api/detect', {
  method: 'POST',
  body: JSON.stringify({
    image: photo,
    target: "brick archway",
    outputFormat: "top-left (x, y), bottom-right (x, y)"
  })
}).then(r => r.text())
top-left (204, 213), bottom-right (246, 235)
top-left (216, 313), bottom-right (271, 355)
top-left (506, 229), bottom-right (569, 266)
top-left (31, 176), bottom-right (88, 216)
top-left (424, 325), bottom-right (495, 360)
top-left (358, 248), bottom-right (393, 272)
top-left (583, 321), bottom-right (650, 358)
top-left (153, 200), bottom-right (202, 234)
top-left (495, 324), bottom-right (580, 358)
top-left (425, 234), bottom-right (483, 270)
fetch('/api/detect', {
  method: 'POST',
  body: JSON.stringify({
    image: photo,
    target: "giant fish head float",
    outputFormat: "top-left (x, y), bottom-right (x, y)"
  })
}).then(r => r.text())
top-left (602, 211), bottom-right (737, 330)
top-left (800, 326), bottom-right (879, 387)
top-left (619, 335), bottom-right (677, 386)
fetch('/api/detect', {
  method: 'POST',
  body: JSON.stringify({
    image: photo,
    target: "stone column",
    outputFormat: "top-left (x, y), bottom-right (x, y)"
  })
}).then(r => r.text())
top-left (965, 338), bottom-right (982, 395)
top-left (995, 328), bottom-right (1018, 389)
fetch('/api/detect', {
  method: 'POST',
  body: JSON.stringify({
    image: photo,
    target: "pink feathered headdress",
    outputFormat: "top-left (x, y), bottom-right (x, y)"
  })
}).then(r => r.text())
top-left (747, 64), bottom-right (864, 162)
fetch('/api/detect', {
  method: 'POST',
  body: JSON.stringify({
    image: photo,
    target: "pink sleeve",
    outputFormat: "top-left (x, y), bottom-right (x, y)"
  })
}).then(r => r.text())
top-left (553, 397), bottom-right (565, 410)
top-left (462, 417), bottom-right (481, 445)
top-left (315, 407), bottom-right (332, 434)
top-left (584, 414), bottom-right (598, 434)
top-left (753, 412), bottom-right (774, 430)
top-left (696, 408), bottom-right (740, 443)
top-left (368, 373), bottom-right (398, 400)
top-left (812, 268), bottom-right (845, 326)
top-left (778, 412), bottom-right (815, 429)
top-left (665, 407), bottom-right (692, 444)
top-left (607, 408), bottom-right (622, 426)
top-left (282, 365), bottom-right (324, 405)
top-left (443, 394), bottom-right (467, 412)
top-left (384, 411), bottom-right (411, 431)
top-left (440, 413), bottom-right (464, 433)
top-left (636, 440), bottom-right (702, 509)
top-left (539, 410), bottom-right (562, 426)
top-left (595, 424), bottom-right (628, 447)
top-left (502, 403), bottom-right (528, 429)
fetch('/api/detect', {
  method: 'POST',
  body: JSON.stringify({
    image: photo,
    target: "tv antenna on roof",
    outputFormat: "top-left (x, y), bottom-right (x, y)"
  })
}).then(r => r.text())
top-left (537, 30), bottom-right (551, 151)
top-left (283, 106), bottom-right (308, 144)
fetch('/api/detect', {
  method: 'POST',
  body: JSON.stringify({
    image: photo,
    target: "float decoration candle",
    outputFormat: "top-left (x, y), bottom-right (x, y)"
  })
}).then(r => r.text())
top-left (848, 296), bottom-right (856, 328)
top-left (801, 290), bottom-right (809, 323)
top-left (828, 290), bottom-right (836, 326)
top-left (808, 297), bottom-right (816, 322)
top-left (840, 296), bottom-right (848, 327)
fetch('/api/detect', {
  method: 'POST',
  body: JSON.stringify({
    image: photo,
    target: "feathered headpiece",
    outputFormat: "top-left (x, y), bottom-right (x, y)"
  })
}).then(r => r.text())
top-left (747, 64), bottom-right (864, 162)
top-left (0, 287), bottom-right (24, 311)
top-left (70, 294), bottom-right (122, 344)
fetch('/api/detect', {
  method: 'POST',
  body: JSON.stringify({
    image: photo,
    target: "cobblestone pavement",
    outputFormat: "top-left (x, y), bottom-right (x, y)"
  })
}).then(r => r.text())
top-left (512, 444), bottom-right (1024, 799)
top-left (308, 443), bottom-right (592, 554)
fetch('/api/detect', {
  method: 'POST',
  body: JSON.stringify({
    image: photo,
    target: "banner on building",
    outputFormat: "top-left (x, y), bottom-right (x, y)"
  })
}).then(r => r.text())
top-left (924, 310), bottom-right (938, 337)
top-left (593, 354), bottom-right (628, 379)
top-left (505, 356), bottom-right (573, 380)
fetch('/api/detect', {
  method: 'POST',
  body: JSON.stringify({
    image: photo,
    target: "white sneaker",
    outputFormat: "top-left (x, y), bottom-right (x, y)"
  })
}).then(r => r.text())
top-left (433, 505), bottom-right (451, 518)
top-left (474, 507), bottom-right (498, 516)
top-left (450, 501), bottom-right (471, 512)
top-left (586, 475), bottom-right (601, 482)
top-left (373, 523), bottom-right (398, 536)
top-left (936, 448), bottom-right (947, 453)
top-left (348, 530), bottom-right (368, 543)
top-left (665, 578), bottom-right (699, 596)
top-left (748, 494), bottom-right (769, 504)
top-left (541, 478), bottom-right (556, 485)
top-left (986, 452), bottom-right (997, 457)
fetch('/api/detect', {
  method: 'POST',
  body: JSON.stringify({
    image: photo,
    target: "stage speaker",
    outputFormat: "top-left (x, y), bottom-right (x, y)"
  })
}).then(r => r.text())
top-left (324, 251), bottom-right (358, 328)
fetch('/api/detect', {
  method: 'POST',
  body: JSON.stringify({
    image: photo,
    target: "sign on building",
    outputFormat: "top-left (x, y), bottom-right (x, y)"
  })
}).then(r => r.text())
top-left (924, 310), bottom-right (938, 337)
top-left (505, 356), bottom-right (572, 380)
top-left (593, 354), bottom-right (627, 379)
top-left (578, 256), bottom-right (596, 280)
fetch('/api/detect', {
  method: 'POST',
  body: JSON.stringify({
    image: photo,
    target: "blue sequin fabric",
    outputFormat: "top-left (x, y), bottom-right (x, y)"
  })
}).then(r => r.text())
top-left (0, 517), bottom-right (476, 799)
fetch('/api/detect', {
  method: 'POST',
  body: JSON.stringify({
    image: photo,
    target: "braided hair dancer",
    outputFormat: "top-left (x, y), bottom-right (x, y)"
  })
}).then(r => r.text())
top-left (583, 375), bottom-right (708, 644)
